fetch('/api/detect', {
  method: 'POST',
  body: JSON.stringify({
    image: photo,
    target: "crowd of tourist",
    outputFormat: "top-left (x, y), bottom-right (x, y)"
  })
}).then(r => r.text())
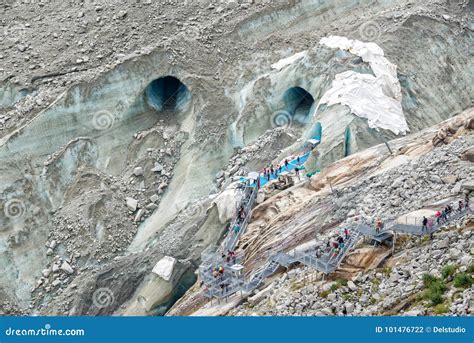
top-left (257, 155), bottom-right (304, 185)
top-left (315, 228), bottom-right (351, 259)
top-left (421, 198), bottom-right (469, 237)
top-left (204, 154), bottom-right (308, 296)
top-left (312, 197), bottom-right (471, 261)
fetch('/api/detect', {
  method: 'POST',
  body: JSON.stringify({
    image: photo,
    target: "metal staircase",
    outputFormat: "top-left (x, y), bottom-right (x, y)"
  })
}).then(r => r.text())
top-left (222, 184), bottom-right (258, 253)
top-left (390, 208), bottom-right (470, 235)
top-left (358, 207), bottom-right (472, 237)
top-left (292, 228), bottom-right (362, 274)
top-left (237, 228), bottom-right (363, 292)
top-left (198, 149), bottom-right (472, 300)
top-left (200, 206), bottom-right (471, 299)
top-left (243, 260), bottom-right (281, 292)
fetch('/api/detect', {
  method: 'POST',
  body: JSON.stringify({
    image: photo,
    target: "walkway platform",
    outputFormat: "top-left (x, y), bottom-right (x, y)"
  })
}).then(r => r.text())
top-left (198, 141), bottom-right (472, 299)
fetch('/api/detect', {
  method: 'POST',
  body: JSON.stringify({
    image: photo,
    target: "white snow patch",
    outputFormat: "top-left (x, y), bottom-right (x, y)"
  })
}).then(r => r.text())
top-left (320, 36), bottom-right (401, 100)
top-left (271, 51), bottom-right (307, 71)
top-left (319, 36), bottom-right (408, 135)
top-left (319, 71), bottom-right (407, 134)
top-left (152, 256), bottom-right (176, 282)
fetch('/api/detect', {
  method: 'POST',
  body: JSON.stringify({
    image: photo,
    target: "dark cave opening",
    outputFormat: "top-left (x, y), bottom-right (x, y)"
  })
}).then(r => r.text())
top-left (283, 86), bottom-right (315, 124)
top-left (145, 76), bottom-right (191, 112)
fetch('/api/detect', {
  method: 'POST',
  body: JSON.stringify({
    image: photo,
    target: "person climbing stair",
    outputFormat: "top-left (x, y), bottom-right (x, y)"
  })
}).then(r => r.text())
top-left (375, 218), bottom-right (383, 234)
top-left (422, 216), bottom-right (428, 233)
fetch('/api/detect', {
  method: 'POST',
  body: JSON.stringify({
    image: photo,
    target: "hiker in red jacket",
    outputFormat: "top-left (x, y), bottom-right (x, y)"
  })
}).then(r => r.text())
top-left (435, 211), bottom-right (442, 225)
top-left (344, 228), bottom-right (350, 239)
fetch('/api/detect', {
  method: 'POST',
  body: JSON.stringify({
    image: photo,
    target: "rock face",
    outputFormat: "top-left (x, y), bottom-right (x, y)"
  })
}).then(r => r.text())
top-left (462, 147), bottom-right (474, 162)
top-left (126, 197), bottom-right (138, 212)
top-left (212, 185), bottom-right (244, 223)
top-left (152, 256), bottom-right (177, 282)
top-left (225, 220), bottom-right (473, 317)
top-left (0, 0), bottom-right (473, 317)
top-left (432, 117), bottom-right (471, 147)
top-left (169, 111), bottom-right (474, 316)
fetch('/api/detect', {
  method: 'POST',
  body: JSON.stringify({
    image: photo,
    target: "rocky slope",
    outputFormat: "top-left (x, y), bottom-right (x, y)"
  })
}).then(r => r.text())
top-left (228, 219), bottom-right (473, 316)
top-left (168, 109), bottom-right (474, 316)
top-left (0, 0), bottom-right (473, 315)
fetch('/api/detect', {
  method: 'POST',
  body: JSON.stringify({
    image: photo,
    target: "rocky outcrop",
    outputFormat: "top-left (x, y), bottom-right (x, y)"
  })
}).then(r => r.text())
top-left (432, 116), bottom-right (471, 147)
top-left (169, 110), bottom-right (473, 316)
top-left (461, 146), bottom-right (474, 162)
top-left (229, 220), bottom-right (473, 317)
top-left (1, 0), bottom-right (473, 316)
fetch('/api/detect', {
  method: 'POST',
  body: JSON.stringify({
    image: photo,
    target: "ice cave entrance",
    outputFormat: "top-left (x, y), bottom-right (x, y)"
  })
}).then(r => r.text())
top-left (283, 87), bottom-right (315, 124)
top-left (145, 76), bottom-right (191, 112)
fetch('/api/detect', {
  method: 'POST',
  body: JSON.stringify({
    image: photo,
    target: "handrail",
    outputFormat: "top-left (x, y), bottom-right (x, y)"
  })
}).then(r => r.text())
top-left (221, 184), bottom-right (258, 253)
top-left (208, 206), bottom-right (471, 298)
top-left (376, 206), bottom-right (471, 235)
top-left (201, 206), bottom-right (471, 299)
top-left (200, 162), bottom-right (472, 299)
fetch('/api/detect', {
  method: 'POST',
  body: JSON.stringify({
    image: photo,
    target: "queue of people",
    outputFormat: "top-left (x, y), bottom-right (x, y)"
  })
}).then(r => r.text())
top-left (261, 163), bottom-right (283, 183)
top-left (314, 228), bottom-right (351, 260)
top-left (211, 265), bottom-right (225, 279)
top-left (220, 153), bottom-right (307, 263)
top-left (354, 197), bottom-right (470, 238)
top-left (257, 154), bottom-right (305, 187)
top-left (205, 152), bottom-right (310, 295)
top-left (223, 250), bottom-right (237, 264)
top-left (329, 235), bottom-right (347, 258)
top-left (422, 199), bottom-right (469, 236)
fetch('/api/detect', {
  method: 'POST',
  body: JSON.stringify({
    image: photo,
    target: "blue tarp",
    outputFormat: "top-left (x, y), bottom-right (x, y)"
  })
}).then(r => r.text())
top-left (244, 151), bottom-right (310, 188)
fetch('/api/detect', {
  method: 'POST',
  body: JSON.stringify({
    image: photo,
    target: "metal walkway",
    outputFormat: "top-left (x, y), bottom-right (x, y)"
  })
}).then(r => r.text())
top-left (200, 203), bottom-right (471, 299)
top-left (201, 221), bottom-right (364, 298)
top-left (356, 207), bottom-right (471, 238)
top-left (199, 154), bottom-right (472, 299)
